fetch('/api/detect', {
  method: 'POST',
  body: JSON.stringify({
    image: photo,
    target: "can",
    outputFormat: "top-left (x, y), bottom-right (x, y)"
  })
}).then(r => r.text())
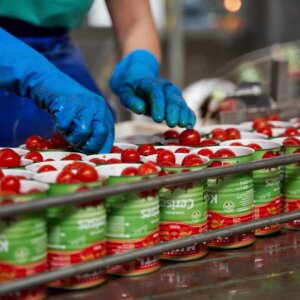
top-left (0, 180), bottom-right (49, 300)
top-left (145, 153), bottom-right (209, 261)
top-left (193, 146), bottom-right (255, 249)
top-left (34, 170), bottom-right (106, 289)
top-left (273, 137), bottom-right (300, 230)
top-left (221, 139), bottom-right (282, 235)
top-left (97, 163), bottom-right (161, 276)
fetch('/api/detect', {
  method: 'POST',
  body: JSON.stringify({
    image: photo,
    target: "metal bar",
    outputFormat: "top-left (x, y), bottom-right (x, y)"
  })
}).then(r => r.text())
top-left (0, 154), bottom-right (300, 217)
top-left (1, 209), bottom-right (300, 295)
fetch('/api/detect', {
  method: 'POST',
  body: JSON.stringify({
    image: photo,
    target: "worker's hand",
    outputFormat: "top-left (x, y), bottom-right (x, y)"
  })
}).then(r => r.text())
top-left (110, 50), bottom-right (196, 128)
top-left (0, 28), bottom-right (114, 153)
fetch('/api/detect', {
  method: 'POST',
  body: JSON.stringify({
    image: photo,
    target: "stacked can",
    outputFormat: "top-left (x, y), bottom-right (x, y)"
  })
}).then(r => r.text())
top-left (34, 169), bottom-right (106, 290)
top-left (273, 137), bottom-right (300, 230)
top-left (222, 139), bottom-right (282, 235)
top-left (0, 180), bottom-right (49, 300)
top-left (145, 153), bottom-right (209, 261)
top-left (193, 146), bottom-right (255, 249)
top-left (97, 164), bottom-right (161, 276)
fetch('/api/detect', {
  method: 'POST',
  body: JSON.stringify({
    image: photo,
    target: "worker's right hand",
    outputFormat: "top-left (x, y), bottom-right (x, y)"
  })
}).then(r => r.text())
top-left (0, 28), bottom-right (114, 153)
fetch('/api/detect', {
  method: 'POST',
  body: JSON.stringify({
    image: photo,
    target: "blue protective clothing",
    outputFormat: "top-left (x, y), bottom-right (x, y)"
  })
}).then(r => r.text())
top-left (0, 28), bottom-right (114, 153)
top-left (110, 49), bottom-right (196, 129)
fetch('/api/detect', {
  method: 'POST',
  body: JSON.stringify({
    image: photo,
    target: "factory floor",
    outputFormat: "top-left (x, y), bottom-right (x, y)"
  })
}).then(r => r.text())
top-left (49, 230), bottom-right (300, 300)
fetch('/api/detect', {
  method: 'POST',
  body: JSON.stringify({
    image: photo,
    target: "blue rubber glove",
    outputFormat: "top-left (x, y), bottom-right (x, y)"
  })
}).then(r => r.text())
top-left (110, 49), bottom-right (196, 128)
top-left (0, 28), bottom-right (114, 153)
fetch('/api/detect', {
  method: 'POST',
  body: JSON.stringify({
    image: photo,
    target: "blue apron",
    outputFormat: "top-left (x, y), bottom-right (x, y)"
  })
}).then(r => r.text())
top-left (0, 21), bottom-right (107, 147)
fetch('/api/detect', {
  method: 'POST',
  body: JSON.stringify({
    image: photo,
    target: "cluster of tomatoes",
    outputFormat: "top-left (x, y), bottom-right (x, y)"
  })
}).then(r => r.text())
top-left (258, 126), bottom-right (299, 138)
top-left (25, 134), bottom-right (70, 150)
top-left (121, 163), bottom-right (159, 176)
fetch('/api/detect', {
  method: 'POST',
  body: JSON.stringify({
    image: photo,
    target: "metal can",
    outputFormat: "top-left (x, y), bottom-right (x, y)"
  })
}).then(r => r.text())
top-left (221, 139), bottom-right (282, 236)
top-left (0, 180), bottom-right (49, 300)
top-left (97, 164), bottom-right (161, 276)
top-left (196, 146), bottom-right (255, 249)
top-left (34, 170), bottom-right (106, 290)
top-left (145, 153), bottom-right (209, 261)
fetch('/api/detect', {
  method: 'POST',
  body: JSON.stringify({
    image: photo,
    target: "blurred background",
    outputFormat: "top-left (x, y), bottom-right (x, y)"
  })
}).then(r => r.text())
top-left (71, 0), bottom-right (300, 125)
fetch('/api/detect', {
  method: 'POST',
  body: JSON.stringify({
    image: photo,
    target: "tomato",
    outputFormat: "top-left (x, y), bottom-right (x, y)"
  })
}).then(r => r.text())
top-left (0, 168), bottom-right (4, 179)
top-left (50, 133), bottom-right (70, 148)
top-left (0, 176), bottom-right (20, 193)
top-left (121, 167), bottom-right (139, 176)
top-left (137, 144), bottom-right (156, 156)
top-left (175, 147), bottom-right (190, 153)
top-left (157, 150), bottom-right (176, 164)
top-left (155, 148), bottom-right (165, 154)
top-left (37, 140), bottom-right (52, 150)
top-left (158, 160), bottom-right (175, 167)
top-left (247, 143), bottom-right (262, 150)
top-left (121, 149), bottom-right (141, 163)
top-left (179, 129), bottom-right (201, 146)
top-left (76, 165), bottom-right (98, 182)
top-left (294, 148), bottom-right (300, 154)
top-left (89, 158), bottom-right (106, 164)
top-left (138, 162), bottom-right (158, 175)
top-left (166, 142), bottom-right (180, 146)
top-left (37, 165), bottom-right (57, 173)
top-left (214, 148), bottom-right (236, 158)
top-left (107, 158), bottom-right (122, 164)
top-left (111, 146), bottom-right (123, 153)
top-left (262, 151), bottom-right (275, 159)
top-left (197, 148), bottom-right (214, 158)
top-left (163, 130), bottom-right (180, 139)
top-left (211, 129), bottom-right (228, 141)
top-left (0, 149), bottom-right (21, 168)
top-left (257, 126), bottom-right (272, 137)
top-left (56, 170), bottom-right (78, 184)
top-left (209, 161), bottom-right (223, 168)
top-left (181, 154), bottom-right (204, 167)
top-left (252, 118), bottom-right (268, 130)
top-left (283, 137), bottom-right (300, 146)
top-left (25, 151), bottom-right (43, 162)
top-left (26, 189), bottom-right (41, 194)
top-left (267, 114), bottom-right (280, 121)
top-left (61, 153), bottom-right (82, 161)
top-left (63, 162), bottom-right (89, 173)
top-left (198, 139), bottom-right (218, 146)
top-left (230, 142), bottom-right (243, 146)
top-left (225, 128), bottom-right (241, 140)
top-left (284, 127), bottom-right (299, 136)
top-left (44, 158), bottom-right (54, 162)
top-left (25, 135), bottom-right (43, 150)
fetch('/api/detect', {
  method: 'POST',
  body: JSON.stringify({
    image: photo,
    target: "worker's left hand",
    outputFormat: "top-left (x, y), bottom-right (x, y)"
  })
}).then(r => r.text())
top-left (110, 50), bottom-right (196, 128)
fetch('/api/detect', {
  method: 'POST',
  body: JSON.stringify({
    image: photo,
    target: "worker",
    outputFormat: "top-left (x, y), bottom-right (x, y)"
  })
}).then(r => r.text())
top-left (0, 0), bottom-right (196, 153)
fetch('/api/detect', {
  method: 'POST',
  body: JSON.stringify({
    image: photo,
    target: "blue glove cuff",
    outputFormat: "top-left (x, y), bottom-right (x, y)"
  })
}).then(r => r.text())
top-left (110, 49), bottom-right (160, 94)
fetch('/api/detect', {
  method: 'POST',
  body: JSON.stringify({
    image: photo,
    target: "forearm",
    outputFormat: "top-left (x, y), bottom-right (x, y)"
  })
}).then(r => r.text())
top-left (106, 0), bottom-right (161, 63)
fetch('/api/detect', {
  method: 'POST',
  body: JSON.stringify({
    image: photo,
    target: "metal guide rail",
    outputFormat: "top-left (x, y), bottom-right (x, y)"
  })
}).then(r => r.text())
top-left (0, 153), bottom-right (300, 295)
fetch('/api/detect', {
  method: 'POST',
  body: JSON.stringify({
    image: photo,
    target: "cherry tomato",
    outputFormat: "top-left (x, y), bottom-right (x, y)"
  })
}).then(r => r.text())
top-left (111, 146), bottom-right (123, 153)
top-left (0, 149), bottom-right (21, 168)
top-left (179, 129), bottom-right (201, 146)
top-left (225, 128), bottom-right (241, 140)
top-left (211, 129), bottom-right (228, 141)
top-left (89, 158), bottom-right (106, 164)
top-left (267, 114), bottom-right (280, 121)
top-left (121, 149), bottom-right (141, 163)
top-left (262, 151), bottom-right (275, 159)
top-left (63, 162), bottom-right (89, 173)
top-left (294, 148), bottom-right (300, 154)
top-left (76, 165), bottom-right (98, 182)
top-left (25, 151), bottom-right (43, 162)
top-left (0, 168), bottom-right (4, 179)
top-left (25, 135), bottom-right (43, 150)
top-left (61, 153), bottom-right (82, 161)
top-left (138, 163), bottom-right (158, 175)
top-left (166, 142), bottom-right (180, 146)
top-left (230, 142), bottom-right (243, 146)
top-left (197, 148), bottom-right (215, 158)
top-left (214, 148), bottom-right (236, 158)
top-left (26, 189), bottom-right (41, 194)
top-left (38, 140), bottom-right (52, 150)
top-left (158, 160), bottom-right (175, 167)
top-left (198, 139), bottom-right (218, 146)
top-left (137, 144), bottom-right (156, 156)
top-left (157, 150), bottom-right (176, 165)
top-left (44, 158), bottom-right (54, 162)
top-left (164, 130), bottom-right (180, 139)
top-left (257, 126), bottom-right (272, 137)
top-left (283, 137), bottom-right (300, 146)
top-left (121, 167), bottom-right (139, 176)
top-left (106, 158), bottom-right (122, 164)
top-left (37, 165), bottom-right (57, 173)
top-left (50, 133), bottom-right (70, 148)
top-left (252, 118), bottom-right (268, 130)
top-left (175, 147), bottom-right (190, 153)
top-left (0, 176), bottom-right (20, 193)
top-left (181, 154), bottom-right (204, 167)
top-left (209, 161), bottom-right (223, 168)
top-left (56, 170), bottom-right (78, 184)
top-left (155, 148), bottom-right (165, 154)
top-left (284, 127), bottom-right (299, 136)
top-left (247, 143), bottom-right (262, 150)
